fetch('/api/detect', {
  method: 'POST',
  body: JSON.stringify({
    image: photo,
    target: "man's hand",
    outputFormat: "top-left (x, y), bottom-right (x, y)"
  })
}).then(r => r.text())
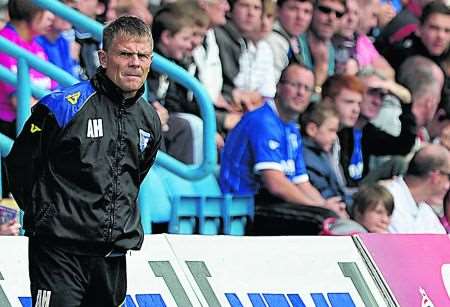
top-left (223, 112), bottom-right (243, 130)
top-left (308, 34), bottom-right (329, 86)
top-left (152, 101), bottom-right (169, 132)
top-left (324, 196), bottom-right (349, 218)
top-left (377, 3), bottom-right (396, 28)
top-left (231, 89), bottom-right (263, 112)
top-left (216, 132), bottom-right (225, 151)
top-left (0, 220), bottom-right (20, 236)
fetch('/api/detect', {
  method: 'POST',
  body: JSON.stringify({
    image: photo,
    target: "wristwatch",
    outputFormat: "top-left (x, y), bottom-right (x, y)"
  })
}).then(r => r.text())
top-left (314, 85), bottom-right (322, 95)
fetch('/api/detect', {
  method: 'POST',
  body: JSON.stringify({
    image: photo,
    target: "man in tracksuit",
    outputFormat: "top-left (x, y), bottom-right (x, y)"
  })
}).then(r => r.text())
top-left (6, 16), bottom-right (161, 307)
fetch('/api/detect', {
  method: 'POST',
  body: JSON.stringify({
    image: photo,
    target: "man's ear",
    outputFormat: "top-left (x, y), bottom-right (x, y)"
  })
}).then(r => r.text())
top-left (415, 26), bottom-right (422, 38)
top-left (160, 30), bottom-right (171, 47)
top-left (96, 2), bottom-right (106, 16)
top-left (98, 50), bottom-right (107, 68)
top-left (305, 122), bottom-right (317, 137)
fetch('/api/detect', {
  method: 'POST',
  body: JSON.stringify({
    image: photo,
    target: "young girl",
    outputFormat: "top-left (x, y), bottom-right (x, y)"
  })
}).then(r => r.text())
top-left (302, 102), bottom-right (352, 206)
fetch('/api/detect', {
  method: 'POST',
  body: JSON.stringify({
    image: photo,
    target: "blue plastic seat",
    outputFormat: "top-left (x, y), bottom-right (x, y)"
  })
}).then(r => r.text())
top-left (138, 165), bottom-right (172, 234)
top-left (139, 165), bottom-right (254, 235)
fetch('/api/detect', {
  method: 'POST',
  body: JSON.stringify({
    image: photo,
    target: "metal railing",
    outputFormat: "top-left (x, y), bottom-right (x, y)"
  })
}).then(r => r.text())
top-left (0, 0), bottom-right (217, 190)
top-left (31, 0), bottom-right (217, 179)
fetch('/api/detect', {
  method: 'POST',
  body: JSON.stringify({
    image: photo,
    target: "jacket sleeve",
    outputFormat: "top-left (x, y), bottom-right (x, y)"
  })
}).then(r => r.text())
top-left (214, 27), bottom-right (241, 102)
top-left (139, 110), bottom-right (162, 183)
top-left (303, 147), bottom-right (336, 199)
top-left (364, 103), bottom-right (417, 156)
top-left (5, 104), bottom-right (59, 211)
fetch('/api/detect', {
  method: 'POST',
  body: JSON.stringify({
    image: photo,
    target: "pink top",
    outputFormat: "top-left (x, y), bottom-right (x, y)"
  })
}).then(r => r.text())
top-left (0, 23), bottom-right (52, 122)
top-left (355, 34), bottom-right (380, 68)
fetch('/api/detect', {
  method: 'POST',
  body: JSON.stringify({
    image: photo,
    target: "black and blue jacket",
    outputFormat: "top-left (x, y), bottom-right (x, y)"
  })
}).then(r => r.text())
top-left (6, 68), bottom-right (162, 255)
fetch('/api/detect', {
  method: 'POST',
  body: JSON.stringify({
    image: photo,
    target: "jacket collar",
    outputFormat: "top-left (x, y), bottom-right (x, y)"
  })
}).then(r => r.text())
top-left (91, 67), bottom-right (145, 107)
top-left (303, 137), bottom-right (324, 153)
top-left (220, 20), bottom-right (248, 48)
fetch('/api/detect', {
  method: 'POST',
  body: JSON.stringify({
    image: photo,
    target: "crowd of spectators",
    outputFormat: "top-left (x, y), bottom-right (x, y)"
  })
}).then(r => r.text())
top-left (0, 0), bottom-right (450, 236)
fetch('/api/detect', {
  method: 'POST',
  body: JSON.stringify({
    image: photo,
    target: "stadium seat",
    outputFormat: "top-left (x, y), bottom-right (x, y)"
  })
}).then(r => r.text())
top-left (138, 165), bottom-right (172, 234)
top-left (164, 167), bottom-right (254, 235)
top-left (222, 194), bottom-right (254, 235)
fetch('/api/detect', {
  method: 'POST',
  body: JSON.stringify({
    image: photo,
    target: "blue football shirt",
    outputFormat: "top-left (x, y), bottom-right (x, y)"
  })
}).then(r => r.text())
top-left (219, 100), bottom-right (309, 195)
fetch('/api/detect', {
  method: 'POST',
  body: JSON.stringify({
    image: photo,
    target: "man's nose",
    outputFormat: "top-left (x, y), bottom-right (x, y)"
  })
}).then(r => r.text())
top-left (129, 54), bottom-right (140, 66)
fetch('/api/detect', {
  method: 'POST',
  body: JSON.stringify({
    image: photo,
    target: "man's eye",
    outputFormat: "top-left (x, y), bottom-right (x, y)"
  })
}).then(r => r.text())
top-left (120, 52), bottom-right (132, 57)
top-left (138, 54), bottom-right (150, 60)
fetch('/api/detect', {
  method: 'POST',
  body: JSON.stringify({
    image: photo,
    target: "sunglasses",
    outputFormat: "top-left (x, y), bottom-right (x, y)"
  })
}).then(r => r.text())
top-left (317, 5), bottom-right (345, 18)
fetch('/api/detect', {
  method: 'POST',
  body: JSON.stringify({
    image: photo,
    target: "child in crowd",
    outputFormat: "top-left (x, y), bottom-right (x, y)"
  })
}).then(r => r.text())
top-left (302, 102), bottom-right (352, 206)
top-left (149, 7), bottom-right (197, 116)
top-left (0, 0), bottom-right (55, 139)
top-left (351, 183), bottom-right (394, 233)
top-left (36, 4), bottom-right (81, 85)
top-left (147, 7), bottom-right (200, 164)
top-left (321, 183), bottom-right (394, 234)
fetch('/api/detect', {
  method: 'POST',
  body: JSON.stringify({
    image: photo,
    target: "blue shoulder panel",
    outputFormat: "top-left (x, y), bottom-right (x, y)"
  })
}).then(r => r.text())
top-left (39, 81), bottom-right (96, 128)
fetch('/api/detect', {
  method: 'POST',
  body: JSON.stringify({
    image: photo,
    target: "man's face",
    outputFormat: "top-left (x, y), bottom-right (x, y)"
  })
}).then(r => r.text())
top-left (414, 66), bottom-right (445, 127)
top-left (333, 88), bottom-right (362, 127)
top-left (312, 0), bottom-right (345, 40)
top-left (231, 0), bottom-right (263, 37)
top-left (99, 35), bottom-right (152, 98)
top-left (51, 15), bottom-right (72, 34)
top-left (278, 0), bottom-right (314, 37)
top-left (418, 13), bottom-right (450, 56)
top-left (429, 163), bottom-right (450, 206)
top-left (440, 123), bottom-right (450, 151)
top-left (357, 0), bottom-right (378, 35)
top-left (201, 0), bottom-right (230, 27)
top-left (277, 66), bottom-right (315, 115)
top-left (190, 25), bottom-right (208, 51)
top-left (339, 0), bottom-right (359, 38)
top-left (76, 0), bottom-right (103, 19)
top-left (360, 75), bottom-right (386, 120)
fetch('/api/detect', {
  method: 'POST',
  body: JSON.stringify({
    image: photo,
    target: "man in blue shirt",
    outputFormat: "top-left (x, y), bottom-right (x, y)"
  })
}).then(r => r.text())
top-left (220, 63), bottom-right (347, 234)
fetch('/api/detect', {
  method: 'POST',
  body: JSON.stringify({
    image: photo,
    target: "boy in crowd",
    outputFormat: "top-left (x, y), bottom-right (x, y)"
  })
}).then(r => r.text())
top-left (147, 7), bottom-right (201, 164)
top-left (36, 3), bottom-right (81, 84)
top-left (351, 184), bottom-right (394, 233)
top-left (301, 102), bottom-right (352, 205)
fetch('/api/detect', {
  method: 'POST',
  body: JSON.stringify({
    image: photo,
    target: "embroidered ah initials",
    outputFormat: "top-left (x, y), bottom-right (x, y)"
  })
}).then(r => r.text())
top-left (86, 119), bottom-right (103, 138)
top-left (35, 289), bottom-right (52, 307)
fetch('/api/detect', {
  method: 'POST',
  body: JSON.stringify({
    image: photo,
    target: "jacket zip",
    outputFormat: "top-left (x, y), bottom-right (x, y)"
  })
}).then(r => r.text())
top-left (108, 105), bottom-right (124, 242)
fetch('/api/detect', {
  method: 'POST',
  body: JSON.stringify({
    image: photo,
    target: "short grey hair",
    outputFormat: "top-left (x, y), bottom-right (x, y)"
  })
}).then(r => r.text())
top-left (103, 15), bottom-right (153, 52)
top-left (397, 56), bottom-right (442, 100)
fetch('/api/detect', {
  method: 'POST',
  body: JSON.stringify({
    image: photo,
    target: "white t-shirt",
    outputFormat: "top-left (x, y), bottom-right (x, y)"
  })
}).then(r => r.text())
top-left (387, 177), bottom-right (446, 234)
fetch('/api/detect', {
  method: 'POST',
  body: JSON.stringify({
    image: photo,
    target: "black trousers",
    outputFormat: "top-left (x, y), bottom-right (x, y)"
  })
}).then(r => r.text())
top-left (28, 238), bottom-right (127, 307)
